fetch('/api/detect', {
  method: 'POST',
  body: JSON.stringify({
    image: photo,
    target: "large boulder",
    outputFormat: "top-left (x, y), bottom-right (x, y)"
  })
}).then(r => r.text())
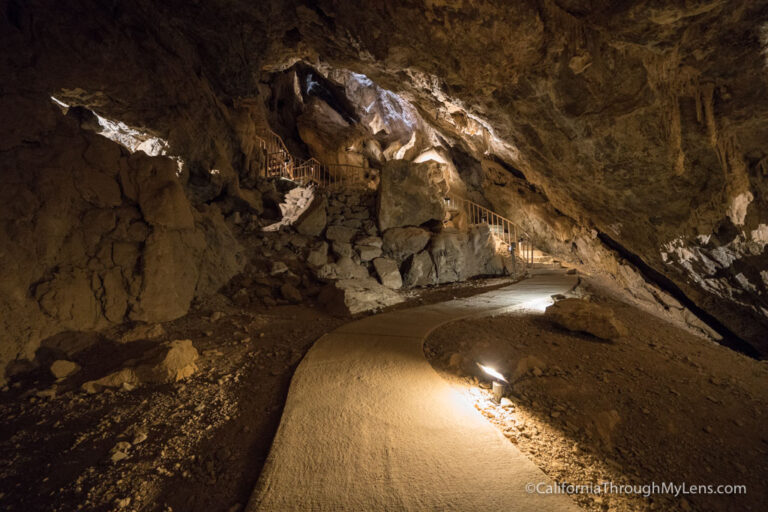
top-left (318, 277), bottom-right (404, 315)
top-left (402, 251), bottom-right (436, 288)
top-left (382, 227), bottom-right (431, 263)
top-left (430, 225), bottom-right (504, 284)
top-left (372, 257), bottom-right (403, 289)
top-left (430, 231), bottom-right (467, 284)
top-left (377, 160), bottom-right (448, 231)
top-left (544, 299), bottom-right (628, 341)
top-left (466, 225), bottom-right (505, 277)
top-left (123, 153), bottom-right (195, 230)
top-left (316, 256), bottom-right (370, 281)
top-left (129, 229), bottom-right (205, 322)
top-left (294, 195), bottom-right (327, 237)
top-left (82, 339), bottom-right (199, 393)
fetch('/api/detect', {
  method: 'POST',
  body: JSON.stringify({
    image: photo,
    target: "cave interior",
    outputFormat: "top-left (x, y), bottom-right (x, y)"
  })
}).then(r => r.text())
top-left (1, 1), bottom-right (767, 511)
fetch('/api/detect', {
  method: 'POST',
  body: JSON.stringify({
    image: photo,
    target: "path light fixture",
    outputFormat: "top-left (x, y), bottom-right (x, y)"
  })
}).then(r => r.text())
top-left (477, 363), bottom-right (507, 404)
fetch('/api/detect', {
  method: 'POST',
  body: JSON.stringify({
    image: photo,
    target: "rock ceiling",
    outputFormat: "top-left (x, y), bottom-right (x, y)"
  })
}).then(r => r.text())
top-left (2, 0), bottom-right (768, 355)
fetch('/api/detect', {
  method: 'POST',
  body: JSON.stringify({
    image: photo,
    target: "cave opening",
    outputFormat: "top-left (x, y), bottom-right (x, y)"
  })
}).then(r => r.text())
top-left (1, 2), bottom-right (767, 512)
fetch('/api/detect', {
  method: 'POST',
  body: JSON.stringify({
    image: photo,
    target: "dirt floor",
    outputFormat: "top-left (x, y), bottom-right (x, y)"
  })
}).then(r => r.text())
top-left (0, 275), bottom-right (519, 512)
top-left (425, 277), bottom-right (768, 512)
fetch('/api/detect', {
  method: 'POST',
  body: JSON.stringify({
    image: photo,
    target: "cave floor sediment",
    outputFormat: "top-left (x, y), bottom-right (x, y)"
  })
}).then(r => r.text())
top-left (248, 270), bottom-right (580, 511)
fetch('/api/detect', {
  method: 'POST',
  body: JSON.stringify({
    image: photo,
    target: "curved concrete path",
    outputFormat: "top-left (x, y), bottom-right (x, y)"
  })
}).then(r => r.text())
top-left (248, 271), bottom-right (580, 511)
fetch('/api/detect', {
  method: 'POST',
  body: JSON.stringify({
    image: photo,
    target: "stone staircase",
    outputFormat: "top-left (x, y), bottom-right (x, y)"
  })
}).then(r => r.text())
top-left (255, 130), bottom-right (541, 273)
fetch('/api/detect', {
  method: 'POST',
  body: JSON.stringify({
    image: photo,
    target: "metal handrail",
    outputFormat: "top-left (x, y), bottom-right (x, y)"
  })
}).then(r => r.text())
top-left (254, 130), bottom-right (535, 271)
top-left (445, 193), bottom-right (535, 271)
top-left (256, 130), bottom-right (370, 188)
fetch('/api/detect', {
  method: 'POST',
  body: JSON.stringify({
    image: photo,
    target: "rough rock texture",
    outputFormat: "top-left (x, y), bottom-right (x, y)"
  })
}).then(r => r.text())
top-left (372, 258), bottom-right (403, 290)
top-left (307, 242), bottom-right (330, 268)
top-left (544, 299), bottom-right (628, 341)
top-left (316, 256), bottom-right (370, 281)
top-left (0, 102), bottom-right (244, 382)
top-left (325, 225), bottom-right (358, 244)
top-left (294, 195), bottom-right (327, 237)
top-left (430, 226), bottom-right (506, 284)
top-left (81, 339), bottom-right (199, 393)
top-left (288, 0), bottom-right (768, 355)
top-left (50, 360), bottom-right (80, 380)
top-left (382, 227), bottom-right (432, 263)
top-left (357, 244), bottom-right (383, 262)
top-left (403, 251), bottom-right (437, 288)
top-left (318, 278), bottom-right (404, 316)
top-left (377, 160), bottom-right (448, 231)
top-left (3, 1), bottom-right (768, 355)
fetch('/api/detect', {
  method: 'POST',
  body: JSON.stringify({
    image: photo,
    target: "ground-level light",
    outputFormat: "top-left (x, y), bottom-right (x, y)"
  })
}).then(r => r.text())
top-left (477, 363), bottom-right (507, 404)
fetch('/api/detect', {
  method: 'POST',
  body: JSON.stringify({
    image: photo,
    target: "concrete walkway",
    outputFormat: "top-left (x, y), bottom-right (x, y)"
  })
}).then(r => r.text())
top-left (247, 271), bottom-right (581, 511)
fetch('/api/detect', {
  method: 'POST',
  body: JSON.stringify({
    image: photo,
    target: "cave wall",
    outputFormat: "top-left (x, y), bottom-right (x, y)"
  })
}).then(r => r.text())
top-left (279, 0), bottom-right (768, 353)
top-left (0, 97), bottom-right (244, 382)
top-left (2, 0), bottom-right (768, 356)
top-left (0, 0), bottom-right (274, 204)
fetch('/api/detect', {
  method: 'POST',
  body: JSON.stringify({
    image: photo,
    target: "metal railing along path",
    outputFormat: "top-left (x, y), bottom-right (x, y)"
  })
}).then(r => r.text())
top-left (254, 129), bottom-right (536, 271)
top-left (256, 130), bottom-right (370, 189)
top-left (445, 193), bottom-right (535, 271)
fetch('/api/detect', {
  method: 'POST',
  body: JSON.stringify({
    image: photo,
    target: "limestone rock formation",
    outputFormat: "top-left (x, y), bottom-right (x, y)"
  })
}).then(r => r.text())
top-left (377, 160), bottom-right (449, 231)
top-left (318, 278), bottom-right (404, 316)
top-left (82, 339), bottom-right (199, 393)
top-left (544, 299), bottom-right (628, 341)
top-left (403, 252), bottom-right (437, 288)
top-left (430, 226), bottom-right (505, 284)
top-left (3, 0), bottom-right (768, 362)
top-left (0, 102), bottom-right (244, 382)
top-left (372, 258), bottom-right (403, 290)
top-left (382, 227), bottom-right (432, 263)
top-left (294, 195), bottom-right (327, 237)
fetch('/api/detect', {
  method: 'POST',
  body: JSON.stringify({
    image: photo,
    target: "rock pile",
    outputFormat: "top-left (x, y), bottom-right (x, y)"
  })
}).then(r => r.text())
top-left (270, 159), bottom-right (522, 315)
top-left (307, 189), bottom-right (405, 314)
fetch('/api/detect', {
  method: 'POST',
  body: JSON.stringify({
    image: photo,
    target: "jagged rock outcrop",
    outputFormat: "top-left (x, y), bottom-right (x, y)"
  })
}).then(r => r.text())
top-left (0, 101), bottom-right (244, 382)
top-left (3, 0), bottom-right (768, 356)
top-left (430, 226), bottom-right (506, 284)
top-left (402, 251), bottom-right (437, 288)
top-left (382, 227), bottom-right (432, 263)
top-left (294, 195), bottom-right (327, 237)
top-left (372, 258), bottom-right (403, 290)
top-left (377, 160), bottom-right (449, 231)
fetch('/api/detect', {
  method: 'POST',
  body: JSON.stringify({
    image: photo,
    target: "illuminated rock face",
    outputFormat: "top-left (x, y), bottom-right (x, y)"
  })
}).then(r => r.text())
top-left (1, 0), bottom-right (768, 357)
top-left (377, 160), bottom-right (449, 231)
top-left (0, 101), bottom-right (244, 382)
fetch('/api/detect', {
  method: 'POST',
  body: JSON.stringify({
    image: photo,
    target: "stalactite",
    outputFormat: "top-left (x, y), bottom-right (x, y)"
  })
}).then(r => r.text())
top-left (699, 82), bottom-right (717, 148)
top-left (669, 95), bottom-right (686, 176)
